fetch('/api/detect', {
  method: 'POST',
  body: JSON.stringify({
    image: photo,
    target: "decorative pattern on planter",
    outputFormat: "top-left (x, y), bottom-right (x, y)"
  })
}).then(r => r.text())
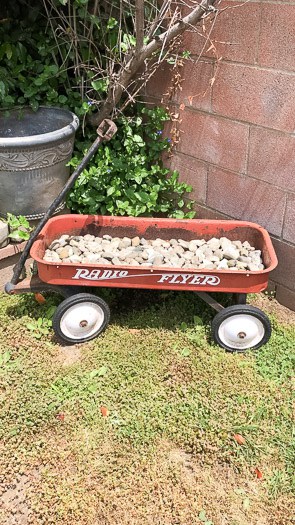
top-left (0, 140), bottom-right (74, 171)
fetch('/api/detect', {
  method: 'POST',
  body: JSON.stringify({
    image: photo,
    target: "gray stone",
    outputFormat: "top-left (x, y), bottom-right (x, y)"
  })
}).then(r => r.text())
top-left (153, 255), bottom-right (164, 266)
top-left (248, 263), bottom-right (260, 272)
top-left (170, 239), bottom-right (178, 246)
top-left (236, 261), bottom-right (248, 270)
top-left (174, 245), bottom-right (185, 256)
top-left (188, 240), bottom-right (199, 252)
top-left (49, 240), bottom-right (60, 250)
top-left (178, 239), bottom-right (189, 249)
top-left (119, 240), bottom-right (131, 250)
top-left (112, 257), bottom-right (121, 265)
top-left (191, 256), bottom-right (200, 265)
top-left (222, 246), bottom-right (240, 260)
top-left (238, 255), bottom-right (251, 263)
top-left (98, 258), bottom-right (112, 265)
top-left (58, 246), bottom-right (73, 259)
top-left (69, 255), bottom-right (82, 263)
top-left (84, 234), bottom-right (95, 241)
top-left (126, 258), bottom-right (140, 265)
top-left (213, 249), bottom-right (223, 260)
top-left (203, 248), bottom-right (213, 258)
top-left (103, 251), bottom-right (115, 260)
top-left (132, 236), bottom-right (140, 247)
top-left (240, 248), bottom-right (249, 257)
top-left (232, 240), bottom-right (243, 250)
top-left (217, 259), bottom-right (229, 269)
top-left (183, 251), bottom-right (193, 261)
top-left (103, 234), bottom-right (112, 241)
top-left (210, 255), bottom-right (220, 263)
top-left (69, 239), bottom-right (80, 247)
top-left (195, 239), bottom-right (206, 247)
top-left (207, 237), bottom-right (221, 251)
top-left (199, 260), bottom-right (214, 269)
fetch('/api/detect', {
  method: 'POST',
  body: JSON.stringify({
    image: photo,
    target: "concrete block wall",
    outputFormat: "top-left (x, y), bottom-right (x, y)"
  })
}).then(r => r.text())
top-left (147, 0), bottom-right (295, 310)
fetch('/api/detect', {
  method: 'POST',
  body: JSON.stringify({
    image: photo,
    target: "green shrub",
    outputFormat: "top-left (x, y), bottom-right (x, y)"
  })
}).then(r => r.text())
top-left (67, 106), bottom-right (195, 218)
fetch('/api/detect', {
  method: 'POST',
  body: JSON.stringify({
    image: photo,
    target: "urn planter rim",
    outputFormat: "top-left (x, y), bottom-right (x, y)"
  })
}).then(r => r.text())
top-left (0, 106), bottom-right (79, 148)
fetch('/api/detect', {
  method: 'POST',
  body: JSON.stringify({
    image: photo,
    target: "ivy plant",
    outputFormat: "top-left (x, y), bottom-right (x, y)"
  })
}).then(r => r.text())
top-left (67, 107), bottom-right (195, 218)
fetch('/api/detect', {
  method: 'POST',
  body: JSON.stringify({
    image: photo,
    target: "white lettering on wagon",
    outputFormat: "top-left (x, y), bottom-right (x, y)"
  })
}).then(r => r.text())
top-left (72, 268), bottom-right (220, 286)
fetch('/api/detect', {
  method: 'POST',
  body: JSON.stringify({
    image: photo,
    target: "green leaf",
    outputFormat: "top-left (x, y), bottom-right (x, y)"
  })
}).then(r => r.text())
top-left (91, 79), bottom-right (108, 92)
top-left (107, 186), bottom-right (115, 196)
top-left (198, 510), bottom-right (206, 522)
top-left (27, 323), bottom-right (36, 331)
top-left (87, 384), bottom-right (98, 393)
top-left (243, 498), bottom-right (250, 511)
top-left (180, 348), bottom-right (191, 357)
top-left (107, 17), bottom-right (118, 30)
top-left (133, 134), bottom-right (144, 146)
top-left (193, 316), bottom-right (203, 326)
top-left (89, 366), bottom-right (108, 379)
top-left (0, 81), bottom-right (5, 98)
top-left (2, 351), bottom-right (11, 364)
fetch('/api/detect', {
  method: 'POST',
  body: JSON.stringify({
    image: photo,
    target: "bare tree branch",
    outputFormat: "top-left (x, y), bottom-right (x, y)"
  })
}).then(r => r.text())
top-left (135, 0), bottom-right (145, 53)
top-left (91, 0), bottom-right (217, 125)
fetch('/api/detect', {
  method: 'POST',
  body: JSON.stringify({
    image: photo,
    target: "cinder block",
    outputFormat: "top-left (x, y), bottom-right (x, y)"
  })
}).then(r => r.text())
top-left (212, 62), bottom-right (295, 133)
top-left (207, 166), bottom-right (286, 237)
top-left (177, 60), bottom-right (213, 111)
top-left (248, 127), bottom-right (295, 192)
top-left (178, 109), bottom-right (249, 172)
top-left (283, 194), bottom-right (295, 244)
top-left (259, 4), bottom-right (295, 71)
top-left (168, 153), bottom-right (208, 203)
top-left (271, 238), bottom-right (295, 291)
top-left (276, 284), bottom-right (295, 311)
top-left (182, 1), bottom-right (260, 64)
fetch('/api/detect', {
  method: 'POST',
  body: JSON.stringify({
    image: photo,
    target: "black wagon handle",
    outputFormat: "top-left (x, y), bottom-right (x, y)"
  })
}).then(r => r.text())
top-left (5, 119), bottom-right (117, 294)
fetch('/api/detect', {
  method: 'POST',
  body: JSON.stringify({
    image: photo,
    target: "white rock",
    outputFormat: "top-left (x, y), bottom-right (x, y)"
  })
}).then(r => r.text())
top-left (222, 246), bottom-right (240, 260)
top-left (217, 259), bottom-right (229, 269)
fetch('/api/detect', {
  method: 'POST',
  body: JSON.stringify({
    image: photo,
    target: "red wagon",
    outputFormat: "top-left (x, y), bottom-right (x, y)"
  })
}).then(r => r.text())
top-left (10, 213), bottom-right (277, 352)
top-left (5, 120), bottom-right (278, 352)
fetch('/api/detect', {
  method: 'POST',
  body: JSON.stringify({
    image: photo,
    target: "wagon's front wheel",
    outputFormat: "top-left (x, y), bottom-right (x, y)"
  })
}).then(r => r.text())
top-left (53, 293), bottom-right (110, 345)
top-left (211, 305), bottom-right (271, 352)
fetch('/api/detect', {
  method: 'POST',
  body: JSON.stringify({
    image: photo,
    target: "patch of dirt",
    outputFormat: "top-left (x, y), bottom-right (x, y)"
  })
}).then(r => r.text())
top-left (165, 360), bottom-right (193, 385)
top-left (0, 474), bottom-right (31, 525)
top-left (86, 440), bottom-right (294, 525)
top-left (250, 294), bottom-right (295, 326)
top-left (56, 344), bottom-right (81, 366)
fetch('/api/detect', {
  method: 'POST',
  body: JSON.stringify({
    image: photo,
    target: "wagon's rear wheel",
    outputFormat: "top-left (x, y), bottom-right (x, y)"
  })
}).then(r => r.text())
top-left (211, 305), bottom-right (271, 352)
top-left (53, 293), bottom-right (110, 344)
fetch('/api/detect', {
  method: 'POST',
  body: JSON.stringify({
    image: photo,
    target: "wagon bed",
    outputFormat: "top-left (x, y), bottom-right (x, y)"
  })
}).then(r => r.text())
top-left (30, 215), bottom-right (277, 294)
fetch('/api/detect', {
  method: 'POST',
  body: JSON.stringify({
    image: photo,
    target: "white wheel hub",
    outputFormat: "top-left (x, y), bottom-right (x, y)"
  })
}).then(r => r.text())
top-left (60, 301), bottom-right (105, 340)
top-left (218, 314), bottom-right (265, 350)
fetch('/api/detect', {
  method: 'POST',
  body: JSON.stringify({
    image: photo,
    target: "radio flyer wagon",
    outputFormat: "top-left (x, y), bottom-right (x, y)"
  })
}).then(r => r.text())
top-left (5, 120), bottom-right (278, 352)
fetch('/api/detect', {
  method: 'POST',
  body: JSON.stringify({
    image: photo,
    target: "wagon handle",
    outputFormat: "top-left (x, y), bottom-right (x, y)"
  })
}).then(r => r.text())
top-left (96, 119), bottom-right (117, 141)
top-left (5, 119), bottom-right (117, 294)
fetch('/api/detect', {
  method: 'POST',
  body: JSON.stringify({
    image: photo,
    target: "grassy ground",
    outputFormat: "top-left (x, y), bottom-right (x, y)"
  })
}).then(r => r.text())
top-left (0, 289), bottom-right (294, 525)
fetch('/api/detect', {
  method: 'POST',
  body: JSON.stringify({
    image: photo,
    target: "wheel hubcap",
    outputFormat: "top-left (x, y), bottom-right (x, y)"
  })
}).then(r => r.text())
top-left (60, 302), bottom-right (105, 341)
top-left (218, 314), bottom-right (265, 350)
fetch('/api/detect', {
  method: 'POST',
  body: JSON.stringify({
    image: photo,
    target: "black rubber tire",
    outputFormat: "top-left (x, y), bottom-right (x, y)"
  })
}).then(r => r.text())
top-left (211, 304), bottom-right (271, 352)
top-left (52, 293), bottom-right (110, 345)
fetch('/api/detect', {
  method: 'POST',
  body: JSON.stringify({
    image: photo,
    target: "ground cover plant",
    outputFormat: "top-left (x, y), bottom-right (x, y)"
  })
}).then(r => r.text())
top-left (0, 290), bottom-right (294, 524)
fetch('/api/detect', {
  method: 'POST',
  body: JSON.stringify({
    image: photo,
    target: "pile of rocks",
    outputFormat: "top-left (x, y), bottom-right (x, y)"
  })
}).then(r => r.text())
top-left (43, 234), bottom-right (265, 271)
